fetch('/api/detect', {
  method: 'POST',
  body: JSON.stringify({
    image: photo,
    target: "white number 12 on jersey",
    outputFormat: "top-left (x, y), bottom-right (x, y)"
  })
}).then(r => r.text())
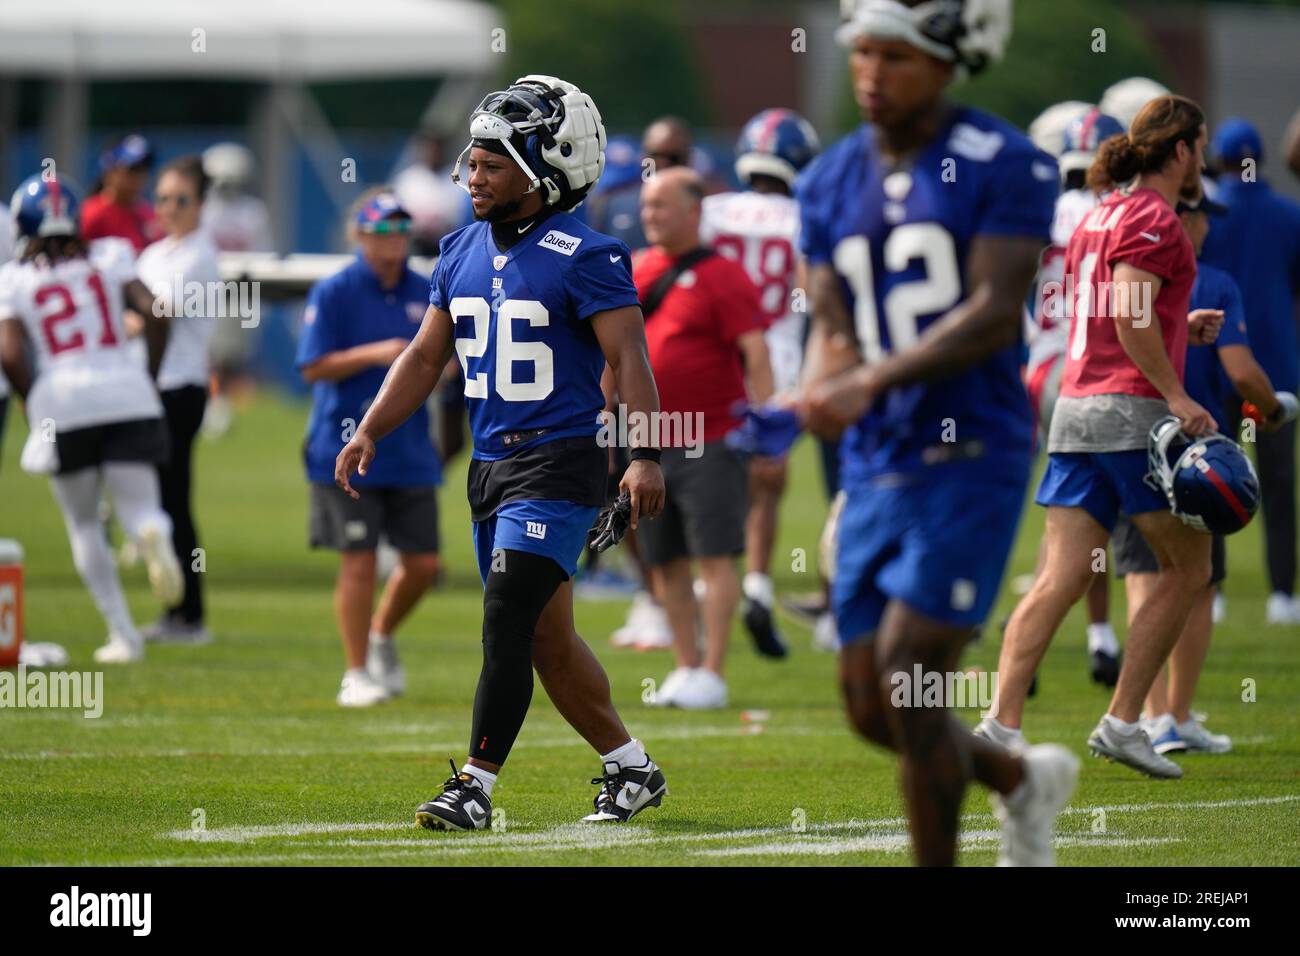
top-left (832, 223), bottom-right (962, 362)
top-left (450, 296), bottom-right (554, 402)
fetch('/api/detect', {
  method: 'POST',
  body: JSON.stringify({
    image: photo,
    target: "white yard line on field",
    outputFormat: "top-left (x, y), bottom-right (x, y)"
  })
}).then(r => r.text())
top-left (148, 793), bottom-right (1300, 861)
top-left (696, 832), bottom-right (1185, 858)
top-left (5, 722), bottom-right (816, 761)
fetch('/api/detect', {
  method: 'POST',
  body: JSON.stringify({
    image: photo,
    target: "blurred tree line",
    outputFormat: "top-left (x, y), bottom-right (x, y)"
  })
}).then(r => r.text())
top-left (499, 0), bottom-right (1171, 138)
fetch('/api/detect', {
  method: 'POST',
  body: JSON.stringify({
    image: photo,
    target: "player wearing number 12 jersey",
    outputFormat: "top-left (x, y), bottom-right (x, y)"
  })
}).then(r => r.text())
top-left (797, 0), bottom-right (1078, 867)
top-left (335, 75), bottom-right (669, 831)
top-left (0, 173), bottom-right (182, 664)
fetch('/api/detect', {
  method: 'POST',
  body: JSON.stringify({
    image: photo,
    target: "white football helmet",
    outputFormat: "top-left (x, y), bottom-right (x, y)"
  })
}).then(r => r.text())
top-left (837, 0), bottom-right (1013, 77)
top-left (1099, 77), bottom-right (1171, 131)
top-left (1028, 100), bottom-right (1093, 158)
top-left (452, 74), bottom-right (606, 209)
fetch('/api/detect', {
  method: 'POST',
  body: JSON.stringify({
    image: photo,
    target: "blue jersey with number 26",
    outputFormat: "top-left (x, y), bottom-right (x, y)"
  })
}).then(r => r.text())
top-left (797, 107), bottom-right (1057, 487)
top-left (429, 211), bottom-right (639, 460)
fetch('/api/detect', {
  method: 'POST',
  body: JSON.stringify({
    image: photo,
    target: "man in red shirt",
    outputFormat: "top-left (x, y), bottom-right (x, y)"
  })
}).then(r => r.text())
top-left (981, 96), bottom-right (1223, 778)
top-left (81, 134), bottom-right (163, 253)
top-left (633, 167), bottom-right (774, 710)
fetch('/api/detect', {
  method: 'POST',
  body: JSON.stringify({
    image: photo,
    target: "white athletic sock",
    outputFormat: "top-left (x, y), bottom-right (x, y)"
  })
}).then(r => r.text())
top-left (369, 630), bottom-right (392, 644)
top-left (1086, 622), bottom-right (1119, 655)
top-left (601, 738), bottom-right (649, 770)
top-left (743, 572), bottom-right (774, 607)
top-left (104, 462), bottom-right (171, 541)
top-left (51, 470), bottom-right (139, 640)
top-left (985, 716), bottom-right (1023, 738)
top-left (1104, 713), bottom-right (1139, 734)
top-left (461, 764), bottom-right (496, 796)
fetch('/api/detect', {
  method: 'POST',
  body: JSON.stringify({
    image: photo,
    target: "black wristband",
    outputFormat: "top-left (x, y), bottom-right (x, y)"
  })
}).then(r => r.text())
top-left (629, 447), bottom-right (662, 465)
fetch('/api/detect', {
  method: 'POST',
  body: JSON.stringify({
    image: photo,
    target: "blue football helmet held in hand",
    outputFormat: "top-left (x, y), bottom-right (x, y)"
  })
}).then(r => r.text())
top-left (1146, 416), bottom-right (1259, 534)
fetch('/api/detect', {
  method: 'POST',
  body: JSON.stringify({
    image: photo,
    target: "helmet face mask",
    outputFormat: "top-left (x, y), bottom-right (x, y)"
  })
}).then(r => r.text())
top-left (452, 75), bottom-right (607, 211)
top-left (1146, 416), bottom-right (1260, 535)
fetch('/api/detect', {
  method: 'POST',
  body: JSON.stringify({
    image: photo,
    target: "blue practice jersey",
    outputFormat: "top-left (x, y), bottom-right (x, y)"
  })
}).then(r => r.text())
top-left (1201, 178), bottom-right (1300, 392)
top-left (1185, 262), bottom-right (1250, 434)
top-left (296, 256), bottom-right (442, 488)
top-left (798, 107), bottom-right (1057, 487)
top-left (429, 211), bottom-right (640, 460)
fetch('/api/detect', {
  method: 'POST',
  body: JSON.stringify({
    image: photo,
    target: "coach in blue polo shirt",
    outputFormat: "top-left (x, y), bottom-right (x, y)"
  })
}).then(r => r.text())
top-left (297, 189), bottom-right (443, 707)
top-left (1201, 119), bottom-right (1300, 624)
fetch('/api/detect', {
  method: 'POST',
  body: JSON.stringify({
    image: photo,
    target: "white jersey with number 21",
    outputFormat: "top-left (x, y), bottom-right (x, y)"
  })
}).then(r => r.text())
top-left (0, 237), bottom-right (162, 434)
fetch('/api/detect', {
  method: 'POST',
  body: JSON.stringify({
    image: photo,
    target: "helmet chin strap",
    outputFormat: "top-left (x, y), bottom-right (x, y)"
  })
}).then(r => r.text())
top-left (451, 132), bottom-right (560, 206)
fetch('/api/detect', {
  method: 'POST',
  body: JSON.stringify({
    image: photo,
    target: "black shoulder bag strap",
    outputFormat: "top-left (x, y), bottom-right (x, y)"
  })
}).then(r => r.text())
top-left (639, 247), bottom-right (716, 320)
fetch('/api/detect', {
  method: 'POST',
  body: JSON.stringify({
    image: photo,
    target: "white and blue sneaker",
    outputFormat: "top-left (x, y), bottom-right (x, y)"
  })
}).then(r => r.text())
top-left (1147, 714), bottom-right (1187, 755)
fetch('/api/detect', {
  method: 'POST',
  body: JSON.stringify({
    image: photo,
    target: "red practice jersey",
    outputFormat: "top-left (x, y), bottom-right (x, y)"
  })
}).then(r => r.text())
top-left (1059, 187), bottom-right (1196, 400)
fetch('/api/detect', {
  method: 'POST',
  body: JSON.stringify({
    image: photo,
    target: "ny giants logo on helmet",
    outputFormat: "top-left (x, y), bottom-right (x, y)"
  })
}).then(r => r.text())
top-left (1147, 416), bottom-right (1260, 535)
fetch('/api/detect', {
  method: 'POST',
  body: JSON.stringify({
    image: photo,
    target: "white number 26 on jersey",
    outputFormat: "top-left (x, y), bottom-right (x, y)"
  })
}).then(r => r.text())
top-left (450, 296), bottom-right (553, 402)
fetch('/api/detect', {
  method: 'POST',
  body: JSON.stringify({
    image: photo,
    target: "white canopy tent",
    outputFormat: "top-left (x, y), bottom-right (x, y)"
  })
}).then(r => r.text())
top-left (0, 0), bottom-right (500, 249)
top-left (0, 0), bottom-right (498, 79)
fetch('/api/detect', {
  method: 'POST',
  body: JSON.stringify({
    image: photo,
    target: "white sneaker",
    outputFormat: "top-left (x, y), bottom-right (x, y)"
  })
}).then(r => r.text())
top-left (94, 631), bottom-right (144, 663)
top-left (366, 636), bottom-right (406, 696)
top-left (991, 743), bottom-right (1080, 867)
top-left (652, 667), bottom-right (694, 707)
top-left (973, 716), bottom-right (1027, 751)
top-left (138, 521), bottom-right (183, 607)
top-left (610, 592), bottom-right (673, 649)
top-left (1212, 592), bottom-right (1226, 624)
top-left (19, 642), bottom-right (70, 667)
top-left (337, 668), bottom-right (390, 707)
top-left (1266, 592), bottom-right (1297, 624)
top-left (672, 668), bottom-right (728, 710)
top-left (1175, 718), bottom-right (1232, 753)
top-left (812, 612), bottom-right (839, 653)
top-left (1087, 716), bottom-right (1183, 778)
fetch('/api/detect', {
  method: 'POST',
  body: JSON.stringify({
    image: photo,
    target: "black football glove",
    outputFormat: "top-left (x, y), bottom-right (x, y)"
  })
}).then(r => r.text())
top-left (588, 492), bottom-right (633, 553)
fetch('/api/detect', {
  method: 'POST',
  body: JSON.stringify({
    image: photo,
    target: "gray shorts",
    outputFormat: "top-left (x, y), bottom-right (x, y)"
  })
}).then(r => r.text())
top-left (1111, 514), bottom-right (1225, 585)
top-left (637, 441), bottom-right (747, 567)
top-left (309, 482), bottom-right (440, 553)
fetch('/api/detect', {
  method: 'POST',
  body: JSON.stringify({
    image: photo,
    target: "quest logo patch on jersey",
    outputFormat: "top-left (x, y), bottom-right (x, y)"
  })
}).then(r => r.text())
top-left (539, 230), bottom-right (582, 256)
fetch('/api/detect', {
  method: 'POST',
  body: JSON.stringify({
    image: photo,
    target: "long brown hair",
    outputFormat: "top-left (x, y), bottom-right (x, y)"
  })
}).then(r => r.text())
top-left (20, 235), bottom-right (88, 265)
top-left (1086, 94), bottom-right (1205, 193)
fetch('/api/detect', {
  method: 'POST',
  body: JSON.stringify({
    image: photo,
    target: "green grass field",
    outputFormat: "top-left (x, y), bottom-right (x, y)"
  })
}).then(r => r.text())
top-left (2, 394), bottom-right (1298, 866)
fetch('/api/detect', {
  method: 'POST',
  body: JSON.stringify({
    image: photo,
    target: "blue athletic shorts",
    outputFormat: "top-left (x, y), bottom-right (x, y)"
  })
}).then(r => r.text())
top-left (1035, 450), bottom-right (1168, 532)
top-left (831, 473), bottom-right (1028, 643)
top-left (472, 499), bottom-right (599, 585)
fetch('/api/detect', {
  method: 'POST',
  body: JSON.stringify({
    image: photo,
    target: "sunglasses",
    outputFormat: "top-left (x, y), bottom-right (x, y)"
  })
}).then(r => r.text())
top-left (359, 218), bottom-right (412, 235)
top-left (646, 151), bottom-right (688, 168)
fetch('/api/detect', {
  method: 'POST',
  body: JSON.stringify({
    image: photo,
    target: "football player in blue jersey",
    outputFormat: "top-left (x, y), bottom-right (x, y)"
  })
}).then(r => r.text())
top-left (797, 0), bottom-right (1079, 866)
top-left (335, 75), bottom-right (668, 830)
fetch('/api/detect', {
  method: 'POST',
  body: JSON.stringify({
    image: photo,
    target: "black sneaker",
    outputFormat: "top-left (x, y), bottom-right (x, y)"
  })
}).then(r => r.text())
top-left (780, 592), bottom-right (828, 623)
top-left (581, 758), bottom-right (667, 823)
top-left (1090, 649), bottom-right (1121, 688)
top-left (415, 760), bottom-right (492, 831)
top-left (743, 598), bottom-right (789, 659)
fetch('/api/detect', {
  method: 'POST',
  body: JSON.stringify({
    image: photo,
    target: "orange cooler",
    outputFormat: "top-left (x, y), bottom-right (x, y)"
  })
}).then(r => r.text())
top-left (0, 540), bottom-right (23, 667)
